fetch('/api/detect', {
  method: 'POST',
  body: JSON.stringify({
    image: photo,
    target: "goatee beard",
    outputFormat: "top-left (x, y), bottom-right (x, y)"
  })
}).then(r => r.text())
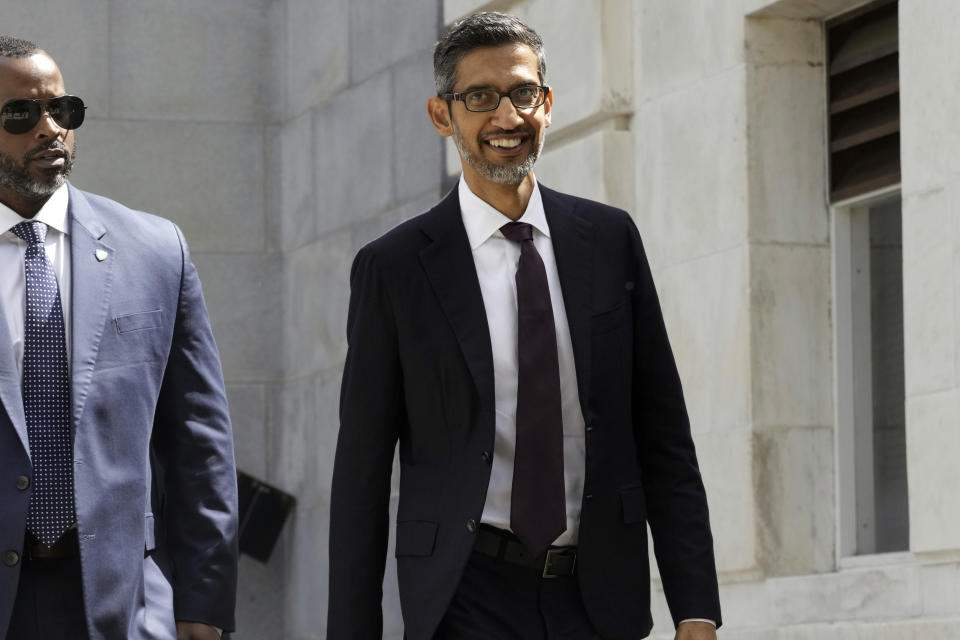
top-left (0, 139), bottom-right (76, 201)
top-left (453, 124), bottom-right (544, 185)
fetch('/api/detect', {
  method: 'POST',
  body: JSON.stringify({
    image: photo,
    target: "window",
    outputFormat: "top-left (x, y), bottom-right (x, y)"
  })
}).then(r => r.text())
top-left (830, 0), bottom-right (907, 558)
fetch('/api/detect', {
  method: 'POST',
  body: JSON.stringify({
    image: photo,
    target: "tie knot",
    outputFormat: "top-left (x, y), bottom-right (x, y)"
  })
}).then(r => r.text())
top-left (10, 220), bottom-right (47, 246)
top-left (500, 221), bottom-right (534, 243)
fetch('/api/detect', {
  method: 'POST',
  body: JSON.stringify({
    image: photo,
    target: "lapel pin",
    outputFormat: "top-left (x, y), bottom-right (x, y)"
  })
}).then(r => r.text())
top-left (95, 249), bottom-right (108, 262)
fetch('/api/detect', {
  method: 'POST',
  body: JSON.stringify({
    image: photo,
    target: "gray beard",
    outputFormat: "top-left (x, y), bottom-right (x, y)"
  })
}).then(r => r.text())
top-left (0, 140), bottom-right (75, 201)
top-left (453, 123), bottom-right (544, 185)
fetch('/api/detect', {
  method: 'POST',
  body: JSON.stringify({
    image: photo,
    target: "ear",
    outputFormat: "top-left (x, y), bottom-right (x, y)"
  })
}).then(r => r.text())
top-left (428, 96), bottom-right (454, 138)
top-left (543, 87), bottom-right (553, 128)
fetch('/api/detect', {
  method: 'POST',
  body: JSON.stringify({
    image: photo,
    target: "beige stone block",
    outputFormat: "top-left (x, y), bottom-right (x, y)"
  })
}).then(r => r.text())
top-left (110, 0), bottom-right (271, 123)
top-left (638, 0), bottom-right (747, 100)
top-left (518, 0), bottom-right (632, 130)
top-left (750, 244), bottom-right (833, 429)
top-left (269, 111), bottom-right (317, 252)
top-left (443, 0), bottom-right (521, 23)
top-left (919, 562), bottom-right (960, 617)
top-left (746, 64), bottom-right (829, 245)
top-left (746, 0), bottom-right (869, 19)
top-left (392, 51), bottom-right (445, 204)
top-left (5, 1), bottom-right (110, 118)
top-left (349, 0), bottom-right (438, 83)
top-left (745, 15), bottom-right (823, 65)
top-left (189, 252), bottom-right (283, 382)
top-left (902, 187), bottom-right (952, 270)
top-left (635, 66), bottom-right (749, 270)
top-left (902, 237), bottom-right (955, 396)
top-left (770, 563), bottom-right (921, 624)
top-left (314, 72), bottom-right (394, 232)
top-left (286, 0), bottom-right (349, 116)
top-left (754, 427), bottom-right (835, 575)
top-left (536, 129), bottom-right (634, 213)
top-left (655, 247), bottom-right (751, 437)
top-left (906, 389), bottom-right (960, 553)
top-left (234, 553), bottom-right (285, 640)
top-left (900, 1), bottom-right (960, 195)
top-left (69, 119), bottom-right (266, 253)
top-left (227, 383), bottom-right (268, 480)
top-left (695, 429), bottom-right (758, 574)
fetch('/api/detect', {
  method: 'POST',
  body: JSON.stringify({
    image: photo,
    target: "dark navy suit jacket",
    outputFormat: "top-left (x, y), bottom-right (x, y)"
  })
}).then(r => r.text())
top-left (329, 185), bottom-right (721, 640)
top-left (0, 184), bottom-right (238, 639)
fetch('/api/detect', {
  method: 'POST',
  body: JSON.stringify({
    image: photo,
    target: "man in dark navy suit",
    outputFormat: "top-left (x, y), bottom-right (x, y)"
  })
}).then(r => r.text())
top-left (329, 13), bottom-right (720, 640)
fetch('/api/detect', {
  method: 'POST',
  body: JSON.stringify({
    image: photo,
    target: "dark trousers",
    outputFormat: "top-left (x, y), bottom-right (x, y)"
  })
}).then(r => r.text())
top-left (6, 554), bottom-right (89, 640)
top-left (433, 549), bottom-right (602, 640)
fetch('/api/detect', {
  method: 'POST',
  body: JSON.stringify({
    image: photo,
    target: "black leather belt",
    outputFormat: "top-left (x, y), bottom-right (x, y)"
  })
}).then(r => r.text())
top-left (25, 528), bottom-right (80, 561)
top-left (474, 524), bottom-right (576, 578)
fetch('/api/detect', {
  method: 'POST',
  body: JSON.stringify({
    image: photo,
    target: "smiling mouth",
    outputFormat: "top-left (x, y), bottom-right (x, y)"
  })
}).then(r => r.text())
top-left (488, 138), bottom-right (523, 149)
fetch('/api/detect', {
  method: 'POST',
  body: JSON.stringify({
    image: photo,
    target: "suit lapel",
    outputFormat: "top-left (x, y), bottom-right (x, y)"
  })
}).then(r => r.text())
top-left (541, 186), bottom-right (594, 417)
top-left (0, 302), bottom-right (29, 458)
top-left (67, 184), bottom-right (115, 432)
top-left (418, 188), bottom-right (496, 411)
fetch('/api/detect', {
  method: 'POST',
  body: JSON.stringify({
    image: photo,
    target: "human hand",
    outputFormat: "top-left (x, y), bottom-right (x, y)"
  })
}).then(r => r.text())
top-left (675, 620), bottom-right (717, 640)
top-left (176, 621), bottom-right (221, 640)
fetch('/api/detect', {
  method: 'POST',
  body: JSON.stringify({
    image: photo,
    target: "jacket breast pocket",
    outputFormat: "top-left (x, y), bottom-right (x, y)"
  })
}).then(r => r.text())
top-left (620, 485), bottom-right (647, 525)
top-left (115, 309), bottom-right (162, 333)
top-left (395, 520), bottom-right (438, 557)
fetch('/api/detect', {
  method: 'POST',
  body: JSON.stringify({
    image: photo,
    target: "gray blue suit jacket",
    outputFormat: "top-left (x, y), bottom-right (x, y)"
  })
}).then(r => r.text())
top-left (0, 184), bottom-right (238, 638)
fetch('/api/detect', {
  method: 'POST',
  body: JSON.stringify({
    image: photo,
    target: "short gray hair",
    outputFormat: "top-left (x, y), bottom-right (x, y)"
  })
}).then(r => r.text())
top-left (433, 12), bottom-right (546, 96)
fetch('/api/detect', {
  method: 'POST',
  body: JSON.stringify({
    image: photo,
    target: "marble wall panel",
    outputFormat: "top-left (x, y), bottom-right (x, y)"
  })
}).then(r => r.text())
top-left (900, 0), bottom-right (960, 196)
top-left (285, 0), bottom-right (350, 118)
top-left (749, 244), bottom-right (833, 429)
top-left (228, 383), bottom-right (268, 480)
top-left (634, 66), bottom-right (749, 270)
top-left (270, 111), bottom-right (318, 252)
top-left (536, 129), bottom-right (634, 213)
top-left (654, 246), bottom-right (751, 437)
top-left (69, 120), bottom-right (266, 253)
top-left (392, 51), bottom-right (445, 204)
top-left (314, 72), bottom-right (395, 234)
top-left (5, 1), bottom-right (111, 117)
top-left (349, 0), bottom-right (439, 84)
top-left (110, 0), bottom-right (271, 123)
top-left (906, 389), bottom-right (960, 553)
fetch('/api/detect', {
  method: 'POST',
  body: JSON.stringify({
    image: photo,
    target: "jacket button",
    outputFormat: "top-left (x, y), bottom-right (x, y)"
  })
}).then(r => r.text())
top-left (2, 551), bottom-right (19, 567)
top-left (480, 451), bottom-right (492, 464)
top-left (15, 475), bottom-right (30, 491)
top-left (466, 519), bottom-right (478, 533)
top-left (585, 422), bottom-right (595, 433)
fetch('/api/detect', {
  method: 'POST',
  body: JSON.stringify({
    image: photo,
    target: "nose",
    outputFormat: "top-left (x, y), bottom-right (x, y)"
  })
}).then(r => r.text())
top-left (33, 106), bottom-right (65, 140)
top-left (489, 94), bottom-right (524, 129)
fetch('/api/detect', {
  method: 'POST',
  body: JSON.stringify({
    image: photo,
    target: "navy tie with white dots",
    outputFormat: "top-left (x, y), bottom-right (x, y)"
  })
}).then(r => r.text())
top-left (11, 221), bottom-right (75, 547)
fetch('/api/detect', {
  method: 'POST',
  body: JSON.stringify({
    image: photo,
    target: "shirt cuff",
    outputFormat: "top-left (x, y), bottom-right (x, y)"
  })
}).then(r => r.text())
top-left (679, 618), bottom-right (716, 627)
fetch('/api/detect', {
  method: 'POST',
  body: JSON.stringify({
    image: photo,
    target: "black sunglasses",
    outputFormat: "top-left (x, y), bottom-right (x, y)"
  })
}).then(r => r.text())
top-left (1, 95), bottom-right (86, 135)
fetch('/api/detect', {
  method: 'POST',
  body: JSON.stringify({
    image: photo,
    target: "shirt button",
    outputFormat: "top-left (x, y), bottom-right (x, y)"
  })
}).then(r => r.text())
top-left (2, 551), bottom-right (19, 567)
top-left (15, 475), bottom-right (30, 491)
top-left (480, 451), bottom-right (492, 464)
top-left (466, 519), bottom-right (478, 533)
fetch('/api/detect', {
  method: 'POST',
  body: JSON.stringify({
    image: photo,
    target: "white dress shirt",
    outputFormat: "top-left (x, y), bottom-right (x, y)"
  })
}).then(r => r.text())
top-left (459, 177), bottom-right (586, 546)
top-left (0, 184), bottom-right (72, 375)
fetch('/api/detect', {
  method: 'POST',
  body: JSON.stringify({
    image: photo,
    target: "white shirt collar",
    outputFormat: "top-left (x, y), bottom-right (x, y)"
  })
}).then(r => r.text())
top-left (458, 175), bottom-right (550, 250)
top-left (0, 183), bottom-right (70, 238)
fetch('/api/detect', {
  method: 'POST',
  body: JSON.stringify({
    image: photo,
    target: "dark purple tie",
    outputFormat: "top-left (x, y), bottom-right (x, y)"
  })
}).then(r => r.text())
top-left (11, 221), bottom-right (75, 547)
top-left (500, 221), bottom-right (566, 555)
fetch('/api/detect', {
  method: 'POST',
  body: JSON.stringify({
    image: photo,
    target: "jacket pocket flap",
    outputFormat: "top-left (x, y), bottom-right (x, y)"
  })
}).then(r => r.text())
top-left (116, 309), bottom-right (162, 333)
top-left (145, 512), bottom-right (156, 552)
top-left (591, 300), bottom-right (628, 335)
top-left (620, 485), bottom-right (647, 524)
top-left (395, 520), bottom-right (438, 557)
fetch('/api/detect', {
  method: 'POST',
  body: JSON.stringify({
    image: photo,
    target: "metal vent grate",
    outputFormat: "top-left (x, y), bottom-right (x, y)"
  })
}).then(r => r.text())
top-left (827, 0), bottom-right (900, 202)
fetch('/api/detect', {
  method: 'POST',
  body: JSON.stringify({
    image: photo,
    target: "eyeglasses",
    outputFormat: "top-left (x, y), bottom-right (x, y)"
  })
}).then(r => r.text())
top-left (1, 95), bottom-right (86, 135)
top-left (442, 85), bottom-right (550, 113)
